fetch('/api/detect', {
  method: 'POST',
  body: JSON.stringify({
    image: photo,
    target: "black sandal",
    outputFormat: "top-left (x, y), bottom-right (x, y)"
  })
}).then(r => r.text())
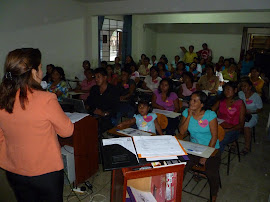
top-left (193, 173), bottom-right (202, 182)
top-left (240, 148), bottom-right (249, 156)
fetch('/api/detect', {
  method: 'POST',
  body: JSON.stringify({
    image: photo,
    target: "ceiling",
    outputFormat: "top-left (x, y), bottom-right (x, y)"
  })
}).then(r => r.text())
top-left (146, 23), bottom-right (270, 35)
top-left (75, 0), bottom-right (125, 2)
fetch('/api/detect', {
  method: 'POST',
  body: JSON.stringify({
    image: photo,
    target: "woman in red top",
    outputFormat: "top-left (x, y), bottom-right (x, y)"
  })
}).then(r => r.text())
top-left (212, 82), bottom-right (245, 152)
top-left (0, 48), bottom-right (74, 201)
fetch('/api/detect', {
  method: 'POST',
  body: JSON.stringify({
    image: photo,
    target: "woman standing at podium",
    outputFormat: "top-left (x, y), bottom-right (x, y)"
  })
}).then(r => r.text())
top-left (0, 48), bottom-right (74, 201)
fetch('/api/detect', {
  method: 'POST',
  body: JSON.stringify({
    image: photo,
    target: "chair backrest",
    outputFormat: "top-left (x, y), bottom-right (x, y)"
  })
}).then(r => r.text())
top-left (156, 113), bottom-right (168, 130)
top-left (218, 125), bottom-right (225, 142)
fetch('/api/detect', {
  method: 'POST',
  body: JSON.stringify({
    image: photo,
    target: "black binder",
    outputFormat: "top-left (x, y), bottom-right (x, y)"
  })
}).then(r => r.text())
top-left (101, 144), bottom-right (139, 171)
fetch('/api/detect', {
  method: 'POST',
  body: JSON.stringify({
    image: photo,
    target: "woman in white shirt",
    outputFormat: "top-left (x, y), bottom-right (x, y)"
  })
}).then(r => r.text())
top-left (142, 66), bottom-right (162, 92)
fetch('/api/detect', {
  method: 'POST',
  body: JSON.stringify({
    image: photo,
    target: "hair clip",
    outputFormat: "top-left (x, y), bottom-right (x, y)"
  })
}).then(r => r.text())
top-left (5, 72), bottom-right (12, 80)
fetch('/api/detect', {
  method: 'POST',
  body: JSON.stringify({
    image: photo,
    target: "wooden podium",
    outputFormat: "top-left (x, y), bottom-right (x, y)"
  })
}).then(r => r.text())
top-left (58, 115), bottom-right (99, 185)
top-left (111, 163), bottom-right (185, 202)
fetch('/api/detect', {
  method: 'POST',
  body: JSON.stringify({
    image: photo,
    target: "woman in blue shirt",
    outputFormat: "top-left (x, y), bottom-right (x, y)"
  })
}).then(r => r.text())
top-left (179, 91), bottom-right (220, 202)
top-left (240, 53), bottom-right (254, 76)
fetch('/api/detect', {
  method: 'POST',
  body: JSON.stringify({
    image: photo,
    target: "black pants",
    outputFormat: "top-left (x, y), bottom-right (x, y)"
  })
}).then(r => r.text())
top-left (184, 151), bottom-right (221, 196)
top-left (165, 117), bottom-right (180, 135)
top-left (6, 170), bottom-right (64, 202)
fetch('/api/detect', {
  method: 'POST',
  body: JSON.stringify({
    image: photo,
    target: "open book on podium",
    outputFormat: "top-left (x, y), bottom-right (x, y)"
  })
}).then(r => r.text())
top-left (101, 135), bottom-right (188, 171)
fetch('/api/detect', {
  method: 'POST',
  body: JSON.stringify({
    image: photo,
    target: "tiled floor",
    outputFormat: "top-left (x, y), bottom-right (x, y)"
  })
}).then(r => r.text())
top-left (1, 104), bottom-right (270, 202)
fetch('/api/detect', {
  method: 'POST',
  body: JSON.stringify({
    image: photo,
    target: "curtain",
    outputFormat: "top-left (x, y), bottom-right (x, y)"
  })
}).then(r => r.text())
top-left (98, 16), bottom-right (105, 66)
top-left (121, 15), bottom-right (132, 65)
top-left (240, 27), bottom-right (248, 61)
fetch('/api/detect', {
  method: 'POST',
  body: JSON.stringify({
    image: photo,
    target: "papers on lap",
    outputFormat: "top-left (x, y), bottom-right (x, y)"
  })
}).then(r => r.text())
top-left (118, 128), bottom-right (152, 136)
top-left (133, 135), bottom-right (187, 159)
top-left (65, 112), bottom-right (89, 123)
top-left (179, 140), bottom-right (215, 158)
top-left (152, 109), bottom-right (181, 118)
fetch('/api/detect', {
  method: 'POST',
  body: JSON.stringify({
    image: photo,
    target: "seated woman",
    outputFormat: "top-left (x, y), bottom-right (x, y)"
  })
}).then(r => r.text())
top-left (152, 78), bottom-right (180, 135)
top-left (138, 57), bottom-right (152, 76)
top-left (186, 62), bottom-right (200, 80)
top-left (212, 82), bottom-right (246, 152)
top-left (221, 59), bottom-right (230, 72)
top-left (249, 67), bottom-right (264, 97)
top-left (86, 68), bottom-right (119, 135)
top-left (215, 56), bottom-right (224, 72)
top-left (157, 62), bottom-right (171, 79)
top-left (129, 63), bottom-right (140, 85)
top-left (179, 91), bottom-right (220, 202)
top-left (222, 63), bottom-right (237, 82)
top-left (238, 78), bottom-right (263, 155)
top-left (115, 67), bottom-right (136, 125)
top-left (75, 69), bottom-right (96, 101)
top-left (142, 66), bottom-right (162, 92)
top-left (47, 66), bottom-right (68, 101)
top-left (198, 58), bottom-right (206, 75)
top-left (197, 64), bottom-right (219, 94)
top-left (106, 65), bottom-right (118, 86)
top-left (42, 64), bottom-right (55, 83)
top-left (173, 61), bottom-right (186, 80)
top-left (178, 72), bottom-right (197, 106)
top-left (117, 99), bottom-right (163, 135)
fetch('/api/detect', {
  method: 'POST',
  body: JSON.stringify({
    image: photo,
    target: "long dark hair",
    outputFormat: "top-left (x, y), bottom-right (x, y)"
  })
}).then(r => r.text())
top-left (158, 78), bottom-right (174, 97)
top-left (0, 48), bottom-right (43, 113)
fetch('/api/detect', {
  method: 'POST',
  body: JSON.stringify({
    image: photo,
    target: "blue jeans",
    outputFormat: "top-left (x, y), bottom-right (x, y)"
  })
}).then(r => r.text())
top-left (219, 130), bottom-right (240, 152)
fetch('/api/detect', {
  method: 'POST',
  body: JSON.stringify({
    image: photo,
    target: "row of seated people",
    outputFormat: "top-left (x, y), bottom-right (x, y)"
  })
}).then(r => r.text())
top-left (43, 60), bottom-right (262, 202)
top-left (42, 63), bottom-right (263, 156)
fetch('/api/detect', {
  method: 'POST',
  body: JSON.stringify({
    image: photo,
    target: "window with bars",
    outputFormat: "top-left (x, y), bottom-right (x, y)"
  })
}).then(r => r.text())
top-left (100, 19), bottom-right (123, 62)
top-left (249, 34), bottom-right (270, 51)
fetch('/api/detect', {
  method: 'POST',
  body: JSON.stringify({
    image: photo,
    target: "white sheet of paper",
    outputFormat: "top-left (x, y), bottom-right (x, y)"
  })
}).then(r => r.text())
top-left (65, 112), bottom-right (89, 123)
top-left (136, 88), bottom-right (152, 93)
top-left (202, 90), bottom-right (210, 96)
top-left (217, 118), bottom-right (225, 125)
top-left (129, 186), bottom-right (157, 202)
top-left (153, 109), bottom-right (181, 118)
top-left (133, 135), bottom-right (186, 158)
top-left (146, 156), bottom-right (178, 161)
top-left (179, 140), bottom-right (215, 158)
top-left (102, 137), bottom-right (139, 162)
top-left (118, 128), bottom-right (152, 136)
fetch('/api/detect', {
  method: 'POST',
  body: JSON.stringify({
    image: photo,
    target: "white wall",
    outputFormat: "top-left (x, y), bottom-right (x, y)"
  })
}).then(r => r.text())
top-left (0, 0), bottom-right (95, 78)
top-left (0, 18), bottom-right (85, 79)
top-left (86, 0), bottom-right (270, 15)
top-left (132, 12), bottom-right (270, 62)
top-left (155, 33), bottom-right (242, 63)
top-left (143, 26), bottom-right (157, 59)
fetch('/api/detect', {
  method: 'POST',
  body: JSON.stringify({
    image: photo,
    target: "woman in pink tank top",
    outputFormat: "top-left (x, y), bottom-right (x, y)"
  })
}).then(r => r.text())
top-left (212, 82), bottom-right (246, 152)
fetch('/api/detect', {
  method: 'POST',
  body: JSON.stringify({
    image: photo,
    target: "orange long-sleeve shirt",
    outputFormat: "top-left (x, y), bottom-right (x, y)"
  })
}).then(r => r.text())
top-left (0, 90), bottom-right (74, 176)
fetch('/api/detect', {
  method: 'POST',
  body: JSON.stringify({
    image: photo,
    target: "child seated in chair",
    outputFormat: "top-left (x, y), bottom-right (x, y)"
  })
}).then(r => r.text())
top-left (117, 100), bottom-right (163, 135)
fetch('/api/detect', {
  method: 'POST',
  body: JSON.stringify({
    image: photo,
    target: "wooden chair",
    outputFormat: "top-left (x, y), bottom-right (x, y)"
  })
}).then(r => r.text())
top-left (156, 113), bottom-right (168, 130)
